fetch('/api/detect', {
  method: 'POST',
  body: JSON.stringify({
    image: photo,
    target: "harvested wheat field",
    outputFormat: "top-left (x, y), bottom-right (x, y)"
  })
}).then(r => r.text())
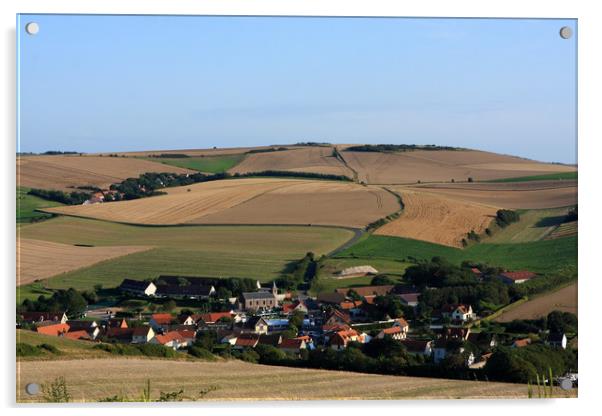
top-left (16, 358), bottom-right (569, 402)
top-left (375, 190), bottom-right (497, 247)
top-left (112, 145), bottom-right (297, 157)
top-left (18, 155), bottom-right (193, 192)
top-left (44, 178), bottom-right (399, 228)
top-left (230, 146), bottom-right (354, 177)
top-left (495, 283), bottom-right (578, 322)
top-left (404, 182), bottom-right (577, 209)
top-left (16, 239), bottom-right (150, 285)
top-left (341, 150), bottom-right (575, 184)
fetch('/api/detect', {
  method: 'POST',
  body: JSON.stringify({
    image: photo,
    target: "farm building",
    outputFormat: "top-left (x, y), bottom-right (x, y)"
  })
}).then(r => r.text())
top-left (118, 279), bottom-right (157, 297)
top-left (336, 265), bottom-right (379, 277)
top-left (35, 322), bottom-right (70, 337)
top-left (440, 304), bottom-right (476, 322)
top-left (132, 326), bottom-right (155, 344)
top-left (155, 284), bottom-right (215, 300)
top-left (399, 339), bottom-right (433, 356)
top-left (498, 271), bottom-right (537, 284)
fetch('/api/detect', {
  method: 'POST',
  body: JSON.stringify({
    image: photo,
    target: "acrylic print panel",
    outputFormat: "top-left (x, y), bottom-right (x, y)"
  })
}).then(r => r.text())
top-left (16, 14), bottom-right (577, 403)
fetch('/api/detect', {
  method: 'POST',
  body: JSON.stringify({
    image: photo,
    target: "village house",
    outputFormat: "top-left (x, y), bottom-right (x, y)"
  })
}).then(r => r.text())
top-left (66, 320), bottom-right (100, 340)
top-left (316, 292), bottom-right (347, 306)
top-left (330, 328), bottom-right (366, 350)
top-left (441, 304), bottom-right (476, 322)
top-left (376, 318), bottom-right (410, 340)
top-left (399, 339), bottom-right (433, 357)
top-left (238, 316), bottom-right (269, 335)
top-left (398, 293), bottom-right (420, 307)
top-left (323, 309), bottom-right (351, 327)
top-left (433, 339), bottom-right (474, 365)
top-left (118, 279), bottom-right (157, 297)
top-left (151, 330), bottom-right (195, 350)
top-left (106, 318), bottom-right (128, 329)
top-left (335, 285), bottom-right (394, 303)
top-left (279, 338), bottom-right (307, 355)
top-left (105, 327), bottom-right (135, 343)
top-left (441, 326), bottom-right (471, 341)
top-left (149, 313), bottom-right (174, 331)
top-left (20, 311), bottom-right (68, 324)
top-left (498, 271), bottom-right (537, 285)
top-left (282, 299), bottom-right (308, 314)
top-left (547, 333), bottom-right (568, 349)
top-left (36, 322), bottom-right (70, 337)
top-left (132, 326), bottom-right (155, 344)
top-left (467, 332), bottom-right (498, 350)
top-left (241, 291), bottom-right (278, 311)
top-left (266, 318), bottom-right (290, 333)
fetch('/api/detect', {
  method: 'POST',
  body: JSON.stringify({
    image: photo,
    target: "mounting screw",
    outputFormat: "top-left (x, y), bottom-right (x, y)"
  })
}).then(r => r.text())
top-left (559, 26), bottom-right (572, 39)
top-left (25, 22), bottom-right (39, 35)
top-left (25, 383), bottom-right (40, 395)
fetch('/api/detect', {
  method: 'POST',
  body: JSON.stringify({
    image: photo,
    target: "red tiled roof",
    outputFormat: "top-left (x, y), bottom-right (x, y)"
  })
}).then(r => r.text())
top-left (322, 324), bottom-right (351, 332)
top-left (151, 313), bottom-right (173, 325)
top-left (382, 326), bottom-right (403, 335)
top-left (471, 268), bottom-right (482, 274)
top-left (200, 312), bottom-right (232, 323)
top-left (399, 293), bottom-right (420, 304)
top-left (154, 330), bottom-right (194, 345)
top-left (64, 330), bottom-right (90, 340)
top-left (36, 323), bottom-right (70, 336)
top-left (235, 336), bottom-right (259, 347)
top-left (395, 317), bottom-right (409, 327)
top-left (500, 271), bottom-right (536, 281)
top-left (441, 304), bottom-right (471, 314)
top-left (339, 300), bottom-right (362, 310)
top-left (279, 338), bottom-right (305, 349)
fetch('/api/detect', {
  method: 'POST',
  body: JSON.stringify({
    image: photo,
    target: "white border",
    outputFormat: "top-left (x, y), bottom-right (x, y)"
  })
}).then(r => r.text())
top-left (2, 1), bottom-right (600, 415)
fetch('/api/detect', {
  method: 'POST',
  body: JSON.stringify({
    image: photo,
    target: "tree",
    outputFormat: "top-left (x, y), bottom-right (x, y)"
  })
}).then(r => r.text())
top-left (161, 300), bottom-right (177, 312)
top-left (289, 311), bottom-right (305, 329)
top-left (484, 348), bottom-right (537, 383)
top-left (371, 275), bottom-right (396, 286)
top-left (547, 311), bottom-right (577, 333)
top-left (254, 344), bottom-right (286, 364)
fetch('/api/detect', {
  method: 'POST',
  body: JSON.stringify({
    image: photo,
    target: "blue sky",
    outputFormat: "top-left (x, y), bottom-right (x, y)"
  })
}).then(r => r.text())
top-left (18, 15), bottom-right (576, 163)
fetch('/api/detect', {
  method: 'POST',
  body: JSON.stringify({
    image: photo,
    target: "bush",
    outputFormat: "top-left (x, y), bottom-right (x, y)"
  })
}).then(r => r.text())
top-left (496, 209), bottom-right (520, 228)
top-left (38, 343), bottom-right (61, 354)
top-left (137, 343), bottom-right (177, 358)
top-left (16, 343), bottom-right (42, 357)
top-left (188, 346), bottom-right (216, 360)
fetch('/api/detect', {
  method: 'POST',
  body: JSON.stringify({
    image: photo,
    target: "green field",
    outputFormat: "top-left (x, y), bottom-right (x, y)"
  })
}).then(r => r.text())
top-left (337, 234), bottom-right (577, 276)
top-left (17, 187), bottom-right (63, 224)
top-left (18, 216), bottom-right (355, 298)
top-left (145, 154), bottom-right (245, 173)
top-left (486, 171), bottom-right (577, 183)
top-left (485, 207), bottom-right (572, 243)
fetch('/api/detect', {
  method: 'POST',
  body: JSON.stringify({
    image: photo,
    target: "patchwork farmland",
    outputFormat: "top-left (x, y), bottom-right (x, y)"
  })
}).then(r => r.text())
top-left (42, 178), bottom-right (400, 228)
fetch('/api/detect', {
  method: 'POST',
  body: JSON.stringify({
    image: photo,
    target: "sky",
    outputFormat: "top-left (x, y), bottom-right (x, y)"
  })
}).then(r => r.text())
top-left (17, 15), bottom-right (577, 163)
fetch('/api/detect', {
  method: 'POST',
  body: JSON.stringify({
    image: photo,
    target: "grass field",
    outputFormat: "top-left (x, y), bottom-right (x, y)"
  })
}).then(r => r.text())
top-left (487, 171), bottom-right (577, 183)
top-left (16, 187), bottom-right (63, 223)
top-left (17, 216), bottom-right (355, 299)
top-left (485, 207), bottom-right (572, 243)
top-left (17, 356), bottom-right (569, 402)
top-left (337, 234), bottom-right (577, 275)
top-left (144, 154), bottom-right (245, 173)
top-left (545, 221), bottom-right (577, 240)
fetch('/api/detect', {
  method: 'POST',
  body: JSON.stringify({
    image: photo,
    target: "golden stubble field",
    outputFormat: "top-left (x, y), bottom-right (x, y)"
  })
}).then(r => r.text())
top-left (16, 238), bottom-right (151, 286)
top-left (18, 155), bottom-right (193, 192)
top-left (495, 283), bottom-right (578, 322)
top-left (43, 178), bottom-right (400, 228)
top-left (16, 358), bottom-right (573, 402)
top-left (407, 181), bottom-right (577, 209)
top-left (375, 190), bottom-right (498, 247)
top-left (341, 150), bottom-right (576, 184)
top-left (230, 146), bottom-right (354, 178)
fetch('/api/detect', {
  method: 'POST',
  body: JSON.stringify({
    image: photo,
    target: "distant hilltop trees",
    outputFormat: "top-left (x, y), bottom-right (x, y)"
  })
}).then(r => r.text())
top-left (346, 144), bottom-right (460, 152)
top-left (293, 142), bottom-right (331, 147)
top-left (42, 151), bottom-right (82, 155)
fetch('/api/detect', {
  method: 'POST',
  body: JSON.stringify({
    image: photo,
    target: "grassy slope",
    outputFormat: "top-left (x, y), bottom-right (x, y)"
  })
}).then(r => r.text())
top-left (485, 207), bottom-right (571, 243)
top-left (144, 154), bottom-right (245, 173)
top-left (17, 216), bottom-right (354, 298)
top-left (17, 187), bottom-right (63, 223)
top-left (337, 234), bottom-right (577, 275)
top-left (486, 171), bottom-right (577, 182)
